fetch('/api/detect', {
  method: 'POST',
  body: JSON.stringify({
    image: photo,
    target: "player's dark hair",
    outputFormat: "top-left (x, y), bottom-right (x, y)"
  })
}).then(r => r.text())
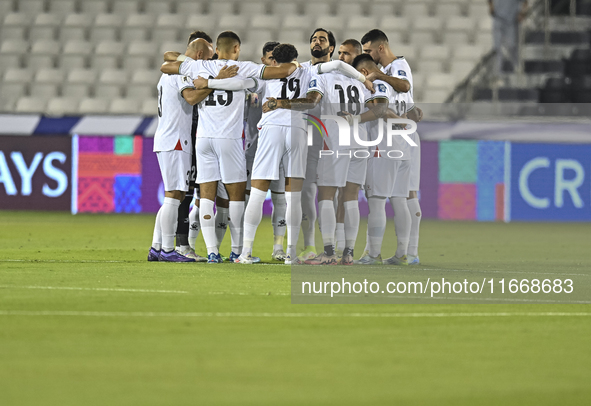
top-left (310, 28), bottom-right (336, 57)
top-left (361, 29), bottom-right (389, 45)
top-left (216, 31), bottom-right (241, 46)
top-left (272, 43), bottom-right (298, 63)
top-left (352, 53), bottom-right (376, 69)
top-left (187, 30), bottom-right (213, 45)
top-left (341, 39), bottom-right (362, 55)
top-left (262, 41), bottom-right (280, 55)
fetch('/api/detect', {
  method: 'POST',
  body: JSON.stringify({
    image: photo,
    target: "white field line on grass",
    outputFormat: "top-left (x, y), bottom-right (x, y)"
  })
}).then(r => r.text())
top-left (0, 285), bottom-right (189, 294)
top-left (0, 310), bottom-right (590, 319)
top-left (1, 259), bottom-right (588, 277)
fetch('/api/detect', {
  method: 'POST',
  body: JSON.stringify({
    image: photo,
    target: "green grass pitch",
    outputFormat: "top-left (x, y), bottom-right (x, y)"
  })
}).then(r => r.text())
top-left (0, 211), bottom-right (590, 405)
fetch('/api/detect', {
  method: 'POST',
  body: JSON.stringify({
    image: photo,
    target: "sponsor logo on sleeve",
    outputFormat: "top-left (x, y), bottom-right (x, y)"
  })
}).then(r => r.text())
top-left (398, 70), bottom-right (406, 77)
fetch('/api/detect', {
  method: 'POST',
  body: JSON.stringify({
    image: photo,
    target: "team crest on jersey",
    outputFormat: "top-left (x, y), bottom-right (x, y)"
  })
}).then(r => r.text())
top-left (309, 79), bottom-right (317, 88)
top-left (398, 70), bottom-right (407, 77)
top-left (377, 84), bottom-right (387, 93)
top-left (182, 76), bottom-right (190, 84)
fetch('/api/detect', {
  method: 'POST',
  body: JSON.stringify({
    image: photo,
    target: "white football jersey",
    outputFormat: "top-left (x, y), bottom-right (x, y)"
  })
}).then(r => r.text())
top-left (307, 71), bottom-right (368, 151)
top-left (257, 67), bottom-right (311, 130)
top-left (153, 74), bottom-right (195, 153)
top-left (365, 79), bottom-right (411, 160)
top-left (381, 57), bottom-right (415, 112)
top-left (179, 58), bottom-right (265, 139)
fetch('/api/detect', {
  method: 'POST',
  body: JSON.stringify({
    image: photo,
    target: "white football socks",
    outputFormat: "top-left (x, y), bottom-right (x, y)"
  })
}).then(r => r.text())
top-left (318, 199), bottom-right (336, 253)
top-left (214, 206), bottom-right (229, 249)
top-left (391, 197), bottom-right (411, 258)
top-left (367, 197), bottom-right (387, 258)
top-left (301, 181), bottom-right (317, 248)
top-left (407, 197), bottom-right (421, 257)
top-left (151, 206), bottom-right (163, 251)
top-left (161, 197), bottom-right (180, 252)
top-left (285, 191), bottom-right (302, 259)
top-left (200, 198), bottom-right (218, 255)
top-left (188, 204), bottom-right (199, 250)
top-left (343, 200), bottom-right (359, 250)
top-left (242, 187), bottom-right (266, 256)
top-left (271, 192), bottom-right (286, 251)
top-left (335, 223), bottom-right (345, 251)
top-left (229, 201), bottom-right (245, 255)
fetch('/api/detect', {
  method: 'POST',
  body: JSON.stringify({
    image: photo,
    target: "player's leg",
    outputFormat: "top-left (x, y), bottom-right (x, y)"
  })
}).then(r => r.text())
top-left (339, 156), bottom-right (366, 265)
top-left (406, 133), bottom-right (421, 264)
top-left (238, 125), bottom-right (285, 263)
top-left (407, 191), bottom-right (421, 264)
top-left (154, 151), bottom-right (195, 262)
top-left (283, 125), bottom-right (307, 264)
top-left (149, 205), bottom-right (164, 260)
top-left (214, 194), bottom-right (229, 252)
top-left (270, 163), bottom-right (287, 260)
top-left (218, 138), bottom-right (248, 262)
top-left (300, 147), bottom-right (319, 260)
top-left (175, 189), bottom-right (192, 250)
top-left (364, 196), bottom-right (387, 264)
top-left (270, 189), bottom-right (287, 260)
top-left (284, 177), bottom-right (304, 264)
top-left (306, 185), bottom-right (338, 265)
top-left (196, 137), bottom-right (222, 262)
top-left (357, 160), bottom-right (388, 265)
top-left (340, 182), bottom-right (361, 265)
top-left (335, 188), bottom-right (345, 257)
top-left (175, 145), bottom-right (196, 255)
top-left (305, 151), bottom-right (346, 265)
top-left (188, 197), bottom-right (200, 249)
top-left (384, 161), bottom-right (412, 265)
top-left (240, 179), bottom-right (271, 262)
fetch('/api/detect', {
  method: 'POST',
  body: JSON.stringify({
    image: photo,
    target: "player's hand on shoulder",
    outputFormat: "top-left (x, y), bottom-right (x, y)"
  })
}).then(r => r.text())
top-left (216, 65), bottom-right (239, 80)
top-left (193, 76), bottom-right (209, 90)
top-left (364, 79), bottom-right (375, 94)
top-left (365, 71), bottom-right (381, 83)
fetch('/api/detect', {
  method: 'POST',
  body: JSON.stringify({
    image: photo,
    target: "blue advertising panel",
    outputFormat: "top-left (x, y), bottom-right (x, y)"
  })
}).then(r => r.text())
top-left (510, 143), bottom-right (591, 221)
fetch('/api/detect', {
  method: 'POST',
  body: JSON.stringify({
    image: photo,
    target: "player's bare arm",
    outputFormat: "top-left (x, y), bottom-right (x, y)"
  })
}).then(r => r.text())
top-left (161, 60), bottom-right (183, 74)
top-left (262, 91), bottom-right (322, 113)
top-left (342, 98), bottom-right (389, 125)
top-left (164, 51), bottom-right (181, 62)
top-left (182, 66), bottom-right (239, 105)
top-left (260, 62), bottom-right (298, 79)
top-left (366, 71), bottom-right (411, 93)
top-left (407, 107), bottom-right (423, 123)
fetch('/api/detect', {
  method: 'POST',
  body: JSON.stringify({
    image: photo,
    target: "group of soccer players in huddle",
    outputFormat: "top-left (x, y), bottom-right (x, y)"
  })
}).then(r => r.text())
top-left (148, 26), bottom-right (423, 266)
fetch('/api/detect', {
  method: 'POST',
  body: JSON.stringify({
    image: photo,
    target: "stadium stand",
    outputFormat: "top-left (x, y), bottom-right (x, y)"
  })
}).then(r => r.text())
top-left (1, 0), bottom-right (589, 114)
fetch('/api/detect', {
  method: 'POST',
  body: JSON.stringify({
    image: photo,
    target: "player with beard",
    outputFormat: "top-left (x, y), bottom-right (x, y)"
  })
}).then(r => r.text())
top-left (297, 28), bottom-right (335, 261)
top-left (297, 30), bottom-right (374, 261)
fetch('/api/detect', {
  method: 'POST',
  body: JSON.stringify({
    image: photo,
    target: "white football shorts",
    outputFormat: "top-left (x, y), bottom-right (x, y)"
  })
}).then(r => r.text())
top-left (316, 149), bottom-right (367, 188)
top-left (365, 158), bottom-right (411, 198)
top-left (253, 125), bottom-right (307, 181)
top-left (156, 150), bottom-right (191, 192)
top-left (196, 137), bottom-right (246, 184)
